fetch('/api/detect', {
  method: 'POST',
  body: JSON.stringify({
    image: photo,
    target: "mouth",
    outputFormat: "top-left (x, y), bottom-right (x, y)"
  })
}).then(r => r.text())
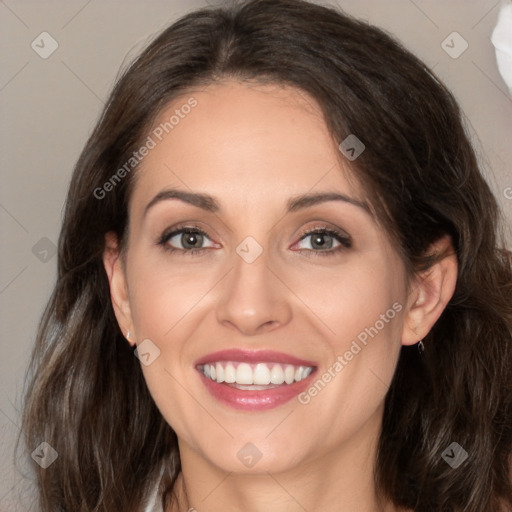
top-left (199, 361), bottom-right (314, 387)
top-left (195, 349), bottom-right (317, 410)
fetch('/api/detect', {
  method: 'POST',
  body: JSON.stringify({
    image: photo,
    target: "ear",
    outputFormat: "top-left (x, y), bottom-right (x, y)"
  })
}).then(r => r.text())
top-left (401, 235), bottom-right (458, 346)
top-left (103, 231), bottom-right (136, 346)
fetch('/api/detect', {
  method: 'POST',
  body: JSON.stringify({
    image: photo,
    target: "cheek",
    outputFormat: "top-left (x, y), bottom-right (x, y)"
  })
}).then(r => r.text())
top-left (290, 256), bottom-right (405, 433)
top-left (125, 258), bottom-right (219, 437)
top-left (289, 254), bottom-right (405, 353)
top-left (128, 257), bottom-right (217, 339)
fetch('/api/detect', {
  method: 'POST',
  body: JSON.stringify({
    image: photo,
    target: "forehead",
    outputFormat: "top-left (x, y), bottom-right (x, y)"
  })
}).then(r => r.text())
top-left (131, 80), bottom-right (364, 215)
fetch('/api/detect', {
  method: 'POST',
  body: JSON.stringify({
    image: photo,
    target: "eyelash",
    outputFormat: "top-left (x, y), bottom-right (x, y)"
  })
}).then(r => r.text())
top-left (157, 224), bottom-right (352, 258)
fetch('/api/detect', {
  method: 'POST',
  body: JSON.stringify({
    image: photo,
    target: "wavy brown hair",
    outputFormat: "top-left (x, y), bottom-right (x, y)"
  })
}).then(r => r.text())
top-left (19, 0), bottom-right (512, 510)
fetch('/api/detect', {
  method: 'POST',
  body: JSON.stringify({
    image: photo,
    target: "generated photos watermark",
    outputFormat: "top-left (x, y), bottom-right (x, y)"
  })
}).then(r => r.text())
top-left (93, 97), bottom-right (198, 200)
top-left (298, 302), bottom-right (403, 405)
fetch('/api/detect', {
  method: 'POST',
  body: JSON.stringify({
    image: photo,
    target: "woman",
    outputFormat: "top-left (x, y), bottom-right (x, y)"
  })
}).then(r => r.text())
top-left (20, 0), bottom-right (512, 510)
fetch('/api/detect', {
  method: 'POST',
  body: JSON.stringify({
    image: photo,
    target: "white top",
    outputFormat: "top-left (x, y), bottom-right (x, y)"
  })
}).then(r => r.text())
top-left (143, 465), bottom-right (165, 512)
top-left (143, 481), bottom-right (162, 512)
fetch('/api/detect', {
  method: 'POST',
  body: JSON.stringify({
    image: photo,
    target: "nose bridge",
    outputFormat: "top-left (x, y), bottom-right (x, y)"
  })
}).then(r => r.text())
top-left (215, 239), bottom-right (292, 334)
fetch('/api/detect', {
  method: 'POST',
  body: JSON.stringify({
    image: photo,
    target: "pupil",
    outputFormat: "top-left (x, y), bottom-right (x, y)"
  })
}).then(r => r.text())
top-left (312, 233), bottom-right (332, 249)
top-left (183, 232), bottom-right (202, 249)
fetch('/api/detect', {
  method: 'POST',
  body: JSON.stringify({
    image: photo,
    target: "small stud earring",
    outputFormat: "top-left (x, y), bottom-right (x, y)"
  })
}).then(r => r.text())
top-left (417, 339), bottom-right (424, 355)
top-left (126, 330), bottom-right (130, 340)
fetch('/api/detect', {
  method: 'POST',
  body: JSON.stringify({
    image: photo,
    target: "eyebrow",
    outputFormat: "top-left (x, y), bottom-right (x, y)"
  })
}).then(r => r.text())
top-left (143, 188), bottom-right (371, 217)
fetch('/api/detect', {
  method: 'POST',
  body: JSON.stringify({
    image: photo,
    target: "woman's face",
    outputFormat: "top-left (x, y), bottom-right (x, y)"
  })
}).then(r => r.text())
top-left (112, 80), bottom-right (414, 475)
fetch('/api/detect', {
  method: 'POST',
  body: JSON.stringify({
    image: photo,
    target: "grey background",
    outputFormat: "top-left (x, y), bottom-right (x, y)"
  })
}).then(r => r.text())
top-left (1, 0), bottom-right (511, 510)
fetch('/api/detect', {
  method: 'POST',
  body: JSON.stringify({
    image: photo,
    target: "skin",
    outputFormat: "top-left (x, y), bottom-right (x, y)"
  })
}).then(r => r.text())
top-left (103, 80), bottom-right (458, 512)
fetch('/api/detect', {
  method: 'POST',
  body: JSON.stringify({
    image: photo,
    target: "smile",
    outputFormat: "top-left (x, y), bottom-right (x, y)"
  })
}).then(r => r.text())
top-left (195, 349), bottom-right (317, 410)
top-left (200, 361), bottom-right (313, 387)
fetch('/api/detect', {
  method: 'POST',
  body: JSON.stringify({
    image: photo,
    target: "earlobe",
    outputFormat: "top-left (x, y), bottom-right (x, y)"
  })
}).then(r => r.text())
top-left (103, 231), bottom-right (136, 345)
top-left (401, 235), bottom-right (458, 346)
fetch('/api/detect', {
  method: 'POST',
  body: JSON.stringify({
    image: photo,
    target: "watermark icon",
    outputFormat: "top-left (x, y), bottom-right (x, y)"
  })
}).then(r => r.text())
top-left (31, 441), bottom-right (58, 469)
top-left (298, 302), bottom-right (402, 405)
top-left (441, 442), bottom-right (468, 469)
top-left (32, 237), bottom-right (57, 263)
top-left (441, 32), bottom-right (468, 59)
top-left (93, 97), bottom-right (198, 200)
top-left (504, 187), bottom-right (512, 200)
top-left (236, 236), bottom-right (264, 263)
top-left (338, 134), bottom-right (365, 161)
top-left (237, 442), bottom-right (263, 468)
top-left (31, 32), bottom-right (59, 59)
top-left (134, 338), bottom-right (161, 366)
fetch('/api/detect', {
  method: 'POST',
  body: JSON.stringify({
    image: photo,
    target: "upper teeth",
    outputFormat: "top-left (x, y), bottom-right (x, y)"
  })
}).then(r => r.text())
top-left (201, 362), bottom-right (314, 385)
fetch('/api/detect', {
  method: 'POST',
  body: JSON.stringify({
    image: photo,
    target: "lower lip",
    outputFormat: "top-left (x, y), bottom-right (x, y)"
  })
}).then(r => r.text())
top-left (198, 370), bottom-right (315, 411)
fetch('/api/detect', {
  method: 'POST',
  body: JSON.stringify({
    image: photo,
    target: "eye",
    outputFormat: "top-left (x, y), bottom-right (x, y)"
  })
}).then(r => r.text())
top-left (293, 227), bottom-right (352, 257)
top-left (157, 225), bottom-right (351, 257)
top-left (158, 226), bottom-right (218, 255)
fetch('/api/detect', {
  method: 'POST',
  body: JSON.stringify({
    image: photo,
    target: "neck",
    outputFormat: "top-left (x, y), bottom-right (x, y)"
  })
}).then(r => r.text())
top-left (167, 405), bottom-right (402, 512)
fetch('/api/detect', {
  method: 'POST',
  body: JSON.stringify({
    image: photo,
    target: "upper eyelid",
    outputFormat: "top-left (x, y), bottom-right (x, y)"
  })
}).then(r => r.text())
top-left (299, 225), bottom-right (350, 238)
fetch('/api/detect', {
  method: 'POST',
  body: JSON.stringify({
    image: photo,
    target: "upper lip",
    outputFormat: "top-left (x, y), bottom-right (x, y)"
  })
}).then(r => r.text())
top-left (194, 349), bottom-right (317, 367)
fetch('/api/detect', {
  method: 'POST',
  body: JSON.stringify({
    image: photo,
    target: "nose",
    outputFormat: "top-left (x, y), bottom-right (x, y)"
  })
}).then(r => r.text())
top-left (215, 250), bottom-right (293, 336)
